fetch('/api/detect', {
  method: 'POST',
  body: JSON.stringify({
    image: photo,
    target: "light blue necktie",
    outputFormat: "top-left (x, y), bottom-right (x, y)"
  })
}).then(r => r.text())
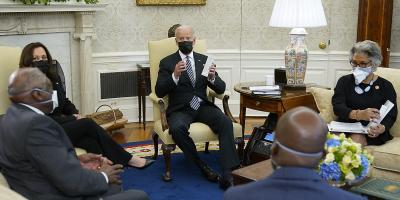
top-left (186, 56), bottom-right (200, 110)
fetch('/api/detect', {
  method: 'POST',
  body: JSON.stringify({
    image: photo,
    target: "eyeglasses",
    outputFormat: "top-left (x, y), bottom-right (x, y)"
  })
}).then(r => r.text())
top-left (350, 60), bottom-right (371, 68)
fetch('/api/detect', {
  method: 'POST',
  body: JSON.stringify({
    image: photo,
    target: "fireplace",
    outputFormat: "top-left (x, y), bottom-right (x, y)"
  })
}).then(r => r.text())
top-left (0, 2), bottom-right (107, 115)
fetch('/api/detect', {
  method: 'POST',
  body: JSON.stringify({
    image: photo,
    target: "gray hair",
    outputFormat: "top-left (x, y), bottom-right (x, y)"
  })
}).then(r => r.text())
top-left (174, 25), bottom-right (195, 38)
top-left (8, 68), bottom-right (51, 96)
top-left (349, 40), bottom-right (382, 71)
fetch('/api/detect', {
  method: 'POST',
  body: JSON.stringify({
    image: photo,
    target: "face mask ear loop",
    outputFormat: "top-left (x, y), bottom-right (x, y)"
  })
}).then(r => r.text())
top-left (274, 140), bottom-right (323, 158)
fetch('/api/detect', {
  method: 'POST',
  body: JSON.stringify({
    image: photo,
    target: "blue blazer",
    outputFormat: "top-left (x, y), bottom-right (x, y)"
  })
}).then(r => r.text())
top-left (224, 167), bottom-right (366, 200)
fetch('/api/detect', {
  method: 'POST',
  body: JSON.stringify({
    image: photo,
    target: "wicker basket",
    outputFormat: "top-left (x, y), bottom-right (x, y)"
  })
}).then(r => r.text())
top-left (87, 104), bottom-right (123, 125)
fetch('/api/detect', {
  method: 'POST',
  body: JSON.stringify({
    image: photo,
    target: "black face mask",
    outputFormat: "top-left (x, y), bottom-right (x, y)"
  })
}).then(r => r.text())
top-left (178, 41), bottom-right (193, 55)
top-left (32, 60), bottom-right (50, 74)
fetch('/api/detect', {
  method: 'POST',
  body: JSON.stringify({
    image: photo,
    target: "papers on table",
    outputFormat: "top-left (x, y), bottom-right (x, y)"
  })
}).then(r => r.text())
top-left (249, 85), bottom-right (281, 96)
top-left (328, 100), bottom-right (395, 134)
top-left (201, 57), bottom-right (215, 77)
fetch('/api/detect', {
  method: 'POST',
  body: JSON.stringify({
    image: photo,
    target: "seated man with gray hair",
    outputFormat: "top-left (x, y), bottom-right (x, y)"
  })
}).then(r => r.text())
top-left (224, 107), bottom-right (366, 200)
top-left (0, 68), bottom-right (148, 200)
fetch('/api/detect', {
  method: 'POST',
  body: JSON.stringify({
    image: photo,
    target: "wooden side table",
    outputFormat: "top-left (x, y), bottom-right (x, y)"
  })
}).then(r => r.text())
top-left (234, 82), bottom-right (318, 135)
top-left (232, 159), bottom-right (273, 185)
top-left (137, 63), bottom-right (151, 130)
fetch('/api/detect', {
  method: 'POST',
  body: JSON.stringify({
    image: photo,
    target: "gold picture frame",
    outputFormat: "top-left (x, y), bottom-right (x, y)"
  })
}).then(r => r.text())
top-left (136, 0), bottom-right (206, 6)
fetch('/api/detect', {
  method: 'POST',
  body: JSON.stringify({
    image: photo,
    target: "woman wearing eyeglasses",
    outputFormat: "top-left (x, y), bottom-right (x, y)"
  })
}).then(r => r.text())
top-left (332, 40), bottom-right (397, 146)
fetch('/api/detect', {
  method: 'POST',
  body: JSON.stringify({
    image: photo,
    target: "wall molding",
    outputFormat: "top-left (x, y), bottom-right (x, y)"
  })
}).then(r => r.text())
top-left (92, 50), bottom-right (400, 122)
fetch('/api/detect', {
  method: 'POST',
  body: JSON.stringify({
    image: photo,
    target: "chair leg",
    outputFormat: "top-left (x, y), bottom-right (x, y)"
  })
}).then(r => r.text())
top-left (162, 144), bottom-right (175, 182)
top-left (204, 142), bottom-right (210, 154)
top-left (235, 137), bottom-right (245, 164)
top-left (152, 131), bottom-right (159, 160)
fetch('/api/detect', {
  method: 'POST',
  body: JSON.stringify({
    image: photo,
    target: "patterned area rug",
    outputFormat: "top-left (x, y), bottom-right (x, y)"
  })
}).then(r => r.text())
top-left (123, 141), bottom-right (223, 158)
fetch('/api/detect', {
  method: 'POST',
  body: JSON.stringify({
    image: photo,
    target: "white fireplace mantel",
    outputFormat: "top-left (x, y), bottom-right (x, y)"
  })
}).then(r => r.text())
top-left (0, 3), bottom-right (107, 13)
top-left (0, 2), bottom-right (108, 115)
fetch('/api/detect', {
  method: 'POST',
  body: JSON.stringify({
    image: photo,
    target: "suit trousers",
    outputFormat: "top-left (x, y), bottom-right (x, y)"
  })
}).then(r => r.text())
top-left (167, 104), bottom-right (239, 171)
top-left (61, 118), bottom-right (132, 165)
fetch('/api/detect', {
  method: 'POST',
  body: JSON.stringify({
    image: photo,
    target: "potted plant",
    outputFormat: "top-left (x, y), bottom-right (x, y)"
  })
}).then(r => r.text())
top-left (318, 133), bottom-right (373, 187)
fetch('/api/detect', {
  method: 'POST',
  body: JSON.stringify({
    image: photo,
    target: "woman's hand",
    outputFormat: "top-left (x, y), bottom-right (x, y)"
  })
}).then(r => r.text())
top-left (358, 108), bottom-right (380, 121)
top-left (73, 114), bottom-right (82, 119)
top-left (367, 124), bottom-right (385, 138)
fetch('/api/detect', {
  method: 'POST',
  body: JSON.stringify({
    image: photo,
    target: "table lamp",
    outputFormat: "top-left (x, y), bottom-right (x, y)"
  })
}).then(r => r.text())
top-left (269, 0), bottom-right (327, 89)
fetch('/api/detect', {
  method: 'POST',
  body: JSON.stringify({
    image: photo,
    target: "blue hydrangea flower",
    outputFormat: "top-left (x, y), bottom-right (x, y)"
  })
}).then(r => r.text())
top-left (357, 154), bottom-right (369, 179)
top-left (326, 139), bottom-right (341, 148)
top-left (319, 162), bottom-right (342, 181)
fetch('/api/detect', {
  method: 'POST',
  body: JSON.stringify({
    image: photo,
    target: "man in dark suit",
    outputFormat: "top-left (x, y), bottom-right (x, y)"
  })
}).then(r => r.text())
top-left (155, 25), bottom-right (239, 189)
top-left (224, 107), bottom-right (366, 200)
top-left (0, 68), bottom-right (148, 200)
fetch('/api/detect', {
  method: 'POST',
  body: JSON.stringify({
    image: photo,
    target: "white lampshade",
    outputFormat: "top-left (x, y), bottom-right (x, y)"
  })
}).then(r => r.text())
top-left (269, 0), bottom-right (327, 28)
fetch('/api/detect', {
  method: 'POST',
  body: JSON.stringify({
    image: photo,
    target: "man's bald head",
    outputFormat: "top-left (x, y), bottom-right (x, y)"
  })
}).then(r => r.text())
top-left (271, 107), bottom-right (328, 168)
top-left (8, 68), bottom-right (52, 103)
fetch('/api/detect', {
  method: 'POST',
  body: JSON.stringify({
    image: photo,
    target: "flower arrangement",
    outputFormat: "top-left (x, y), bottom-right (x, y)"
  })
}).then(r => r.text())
top-left (13, 0), bottom-right (98, 5)
top-left (318, 133), bottom-right (373, 184)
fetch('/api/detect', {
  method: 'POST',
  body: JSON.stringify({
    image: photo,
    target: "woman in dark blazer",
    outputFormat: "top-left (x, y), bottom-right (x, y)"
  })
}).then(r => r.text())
top-left (332, 40), bottom-right (397, 146)
top-left (19, 42), bottom-right (154, 168)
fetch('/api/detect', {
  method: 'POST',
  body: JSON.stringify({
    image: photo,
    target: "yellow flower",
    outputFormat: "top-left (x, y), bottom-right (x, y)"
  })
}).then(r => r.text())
top-left (345, 171), bottom-right (356, 181)
top-left (342, 155), bottom-right (352, 166)
top-left (325, 153), bottom-right (335, 163)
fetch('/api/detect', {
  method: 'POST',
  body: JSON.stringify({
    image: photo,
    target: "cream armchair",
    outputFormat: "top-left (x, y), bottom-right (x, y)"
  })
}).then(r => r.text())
top-left (148, 37), bottom-right (244, 181)
top-left (0, 46), bottom-right (28, 199)
top-left (310, 67), bottom-right (400, 181)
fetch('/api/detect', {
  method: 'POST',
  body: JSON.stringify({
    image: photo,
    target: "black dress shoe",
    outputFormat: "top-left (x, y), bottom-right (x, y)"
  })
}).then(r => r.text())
top-left (132, 158), bottom-right (155, 169)
top-left (200, 164), bottom-right (220, 182)
top-left (219, 173), bottom-right (234, 190)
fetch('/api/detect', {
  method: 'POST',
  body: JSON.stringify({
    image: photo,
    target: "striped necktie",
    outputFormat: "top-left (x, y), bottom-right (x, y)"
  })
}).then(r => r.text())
top-left (186, 56), bottom-right (200, 110)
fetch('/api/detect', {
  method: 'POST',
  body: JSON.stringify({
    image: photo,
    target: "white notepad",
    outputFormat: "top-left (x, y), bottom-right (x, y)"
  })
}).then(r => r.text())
top-left (201, 57), bottom-right (215, 77)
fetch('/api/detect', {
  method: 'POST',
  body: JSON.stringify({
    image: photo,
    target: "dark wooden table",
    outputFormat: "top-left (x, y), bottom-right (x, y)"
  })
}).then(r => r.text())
top-left (234, 82), bottom-right (318, 134)
top-left (232, 159), bottom-right (273, 185)
top-left (137, 63), bottom-right (150, 130)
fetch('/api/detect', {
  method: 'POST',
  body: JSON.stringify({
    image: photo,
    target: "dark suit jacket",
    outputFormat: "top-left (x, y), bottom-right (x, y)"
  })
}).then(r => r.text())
top-left (224, 167), bottom-right (366, 200)
top-left (155, 51), bottom-right (225, 115)
top-left (0, 103), bottom-right (108, 200)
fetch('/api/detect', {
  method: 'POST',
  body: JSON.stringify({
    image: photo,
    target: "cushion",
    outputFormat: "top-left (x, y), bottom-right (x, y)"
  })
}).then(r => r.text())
top-left (308, 87), bottom-right (336, 123)
top-left (0, 46), bottom-right (21, 114)
top-left (375, 68), bottom-right (400, 137)
top-left (0, 184), bottom-right (26, 200)
top-left (154, 120), bottom-right (242, 145)
top-left (372, 137), bottom-right (400, 173)
top-left (0, 172), bottom-right (8, 188)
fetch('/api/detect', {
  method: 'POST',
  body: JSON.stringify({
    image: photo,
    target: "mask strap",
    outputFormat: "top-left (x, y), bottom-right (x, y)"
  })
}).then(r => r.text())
top-left (354, 78), bottom-right (375, 94)
top-left (275, 140), bottom-right (323, 157)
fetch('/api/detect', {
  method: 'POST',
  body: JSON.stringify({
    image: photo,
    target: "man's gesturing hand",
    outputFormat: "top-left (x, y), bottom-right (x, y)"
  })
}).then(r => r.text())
top-left (173, 61), bottom-right (186, 79)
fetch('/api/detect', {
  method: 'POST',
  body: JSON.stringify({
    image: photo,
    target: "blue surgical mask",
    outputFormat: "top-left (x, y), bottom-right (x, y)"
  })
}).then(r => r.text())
top-left (352, 67), bottom-right (373, 85)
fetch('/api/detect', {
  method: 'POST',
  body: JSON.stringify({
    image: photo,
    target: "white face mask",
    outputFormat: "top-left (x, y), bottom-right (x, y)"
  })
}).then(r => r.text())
top-left (31, 89), bottom-right (58, 113)
top-left (352, 67), bottom-right (373, 85)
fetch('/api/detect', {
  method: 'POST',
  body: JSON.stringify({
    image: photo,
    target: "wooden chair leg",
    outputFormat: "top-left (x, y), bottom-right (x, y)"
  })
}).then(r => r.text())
top-left (162, 144), bottom-right (175, 182)
top-left (204, 142), bottom-right (210, 153)
top-left (235, 137), bottom-right (245, 164)
top-left (152, 131), bottom-right (159, 160)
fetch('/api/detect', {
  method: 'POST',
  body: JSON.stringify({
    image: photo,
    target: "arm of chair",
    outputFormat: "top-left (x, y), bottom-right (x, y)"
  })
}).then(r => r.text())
top-left (149, 93), bottom-right (169, 131)
top-left (208, 90), bottom-right (237, 123)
